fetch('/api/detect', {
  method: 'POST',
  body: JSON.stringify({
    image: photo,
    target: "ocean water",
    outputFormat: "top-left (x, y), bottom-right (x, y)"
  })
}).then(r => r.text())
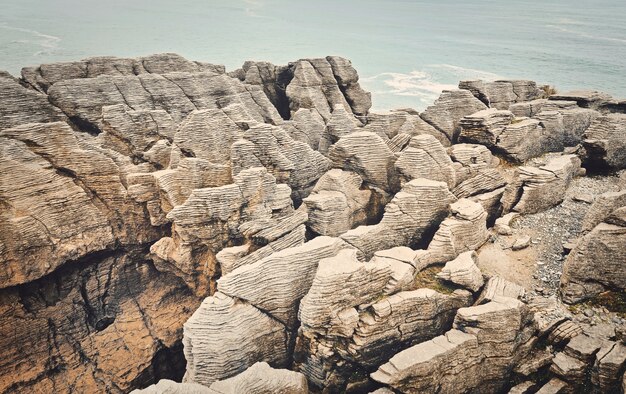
top-left (1, 0), bottom-right (625, 111)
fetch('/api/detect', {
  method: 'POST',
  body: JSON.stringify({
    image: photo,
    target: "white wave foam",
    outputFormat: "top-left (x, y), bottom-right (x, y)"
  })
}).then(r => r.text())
top-left (362, 71), bottom-right (456, 98)
top-left (0, 24), bottom-right (61, 56)
top-left (547, 24), bottom-right (626, 44)
top-left (427, 64), bottom-right (501, 81)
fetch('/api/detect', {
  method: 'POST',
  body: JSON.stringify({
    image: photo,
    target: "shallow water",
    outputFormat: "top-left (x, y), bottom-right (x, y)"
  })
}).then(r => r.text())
top-left (1, 0), bottom-right (625, 110)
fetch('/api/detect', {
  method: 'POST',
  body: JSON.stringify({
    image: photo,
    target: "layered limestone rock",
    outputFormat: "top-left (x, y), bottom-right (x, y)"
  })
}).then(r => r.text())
top-left (151, 167), bottom-right (296, 295)
top-left (136, 362), bottom-right (308, 394)
top-left (420, 89), bottom-right (488, 142)
top-left (182, 293), bottom-right (289, 386)
top-left (302, 169), bottom-right (375, 236)
top-left (416, 199), bottom-right (489, 268)
top-left (0, 249), bottom-right (199, 393)
top-left (208, 362), bottom-right (308, 394)
top-left (21, 53), bottom-right (226, 93)
top-left (296, 254), bottom-right (472, 391)
top-left (0, 72), bottom-right (66, 129)
top-left (47, 70), bottom-right (283, 133)
top-left (436, 251), bottom-right (484, 292)
top-left (371, 296), bottom-right (533, 393)
top-left (0, 121), bottom-right (161, 288)
top-left (217, 236), bottom-right (353, 327)
top-left (459, 80), bottom-right (545, 109)
top-left (340, 179), bottom-right (457, 259)
top-left (582, 113), bottom-right (626, 169)
top-left (328, 131), bottom-right (397, 192)
top-left (394, 135), bottom-right (456, 188)
top-left (560, 202), bottom-right (626, 303)
top-left (501, 155), bottom-right (581, 214)
top-left (363, 110), bottom-right (450, 147)
top-left (285, 57), bottom-right (370, 121)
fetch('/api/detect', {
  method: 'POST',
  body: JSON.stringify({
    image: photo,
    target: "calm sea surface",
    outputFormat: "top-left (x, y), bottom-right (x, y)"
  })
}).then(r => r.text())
top-left (1, 0), bottom-right (625, 111)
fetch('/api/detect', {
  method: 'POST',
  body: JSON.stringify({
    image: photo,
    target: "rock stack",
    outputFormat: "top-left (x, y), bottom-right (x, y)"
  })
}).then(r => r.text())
top-left (1, 54), bottom-right (625, 394)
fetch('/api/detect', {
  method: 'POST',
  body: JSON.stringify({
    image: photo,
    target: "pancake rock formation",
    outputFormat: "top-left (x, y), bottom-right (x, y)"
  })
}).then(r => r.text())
top-left (1, 53), bottom-right (625, 394)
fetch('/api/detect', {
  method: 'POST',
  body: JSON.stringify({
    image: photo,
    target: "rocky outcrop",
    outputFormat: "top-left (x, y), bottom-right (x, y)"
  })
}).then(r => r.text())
top-left (136, 362), bottom-right (308, 394)
top-left (295, 247), bottom-right (473, 391)
top-left (420, 89), bottom-right (488, 142)
top-left (436, 251), bottom-right (484, 292)
top-left (21, 53), bottom-right (226, 93)
top-left (340, 178), bottom-right (456, 259)
top-left (560, 199), bottom-right (626, 303)
top-left (416, 199), bottom-right (489, 268)
top-left (459, 80), bottom-right (545, 109)
top-left (328, 131), bottom-right (397, 192)
top-left (371, 296), bottom-right (533, 393)
top-left (0, 248), bottom-right (199, 393)
top-left (501, 155), bottom-right (581, 214)
top-left (3, 54), bottom-right (626, 394)
top-left (0, 73), bottom-right (66, 129)
top-left (582, 114), bottom-right (626, 169)
top-left (182, 293), bottom-right (289, 386)
top-left (394, 135), bottom-right (456, 188)
top-left (217, 236), bottom-right (353, 327)
top-left (302, 169), bottom-right (376, 236)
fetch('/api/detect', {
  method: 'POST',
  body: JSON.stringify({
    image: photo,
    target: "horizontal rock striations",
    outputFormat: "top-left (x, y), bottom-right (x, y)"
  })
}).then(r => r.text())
top-left (1, 53), bottom-right (625, 394)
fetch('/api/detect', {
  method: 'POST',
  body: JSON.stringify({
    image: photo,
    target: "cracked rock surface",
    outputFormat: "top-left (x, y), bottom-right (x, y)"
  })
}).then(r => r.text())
top-left (1, 53), bottom-right (625, 394)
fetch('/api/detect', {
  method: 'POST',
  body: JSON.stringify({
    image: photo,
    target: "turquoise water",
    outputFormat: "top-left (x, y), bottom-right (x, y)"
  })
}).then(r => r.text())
top-left (1, 0), bottom-right (625, 111)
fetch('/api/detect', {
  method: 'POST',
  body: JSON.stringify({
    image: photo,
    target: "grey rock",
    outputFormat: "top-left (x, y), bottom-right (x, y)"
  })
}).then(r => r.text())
top-left (421, 89), bottom-right (488, 142)
top-left (459, 80), bottom-right (544, 109)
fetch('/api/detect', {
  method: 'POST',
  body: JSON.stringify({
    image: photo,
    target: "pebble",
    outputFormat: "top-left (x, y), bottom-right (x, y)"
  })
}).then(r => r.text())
top-left (584, 309), bottom-right (594, 317)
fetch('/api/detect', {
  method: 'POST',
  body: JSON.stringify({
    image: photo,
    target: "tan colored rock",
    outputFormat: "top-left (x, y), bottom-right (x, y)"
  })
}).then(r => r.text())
top-left (340, 178), bottom-right (456, 259)
top-left (303, 169), bottom-right (373, 236)
top-left (371, 297), bottom-right (532, 393)
top-left (591, 342), bottom-right (626, 392)
top-left (437, 251), bottom-right (484, 292)
top-left (583, 114), bottom-right (626, 169)
top-left (209, 362), bottom-right (308, 394)
top-left (328, 131), bottom-right (397, 191)
top-left (417, 199), bottom-right (489, 267)
top-left (0, 73), bottom-right (66, 130)
top-left (151, 167), bottom-right (294, 295)
top-left (0, 121), bottom-right (162, 288)
top-left (0, 249), bottom-right (200, 394)
top-left (501, 155), bottom-right (581, 214)
top-left (395, 135), bottom-right (456, 188)
top-left (217, 236), bottom-right (353, 327)
top-left (459, 80), bottom-right (544, 109)
top-left (182, 293), bottom-right (289, 386)
top-left (561, 204), bottom-right (626, 303)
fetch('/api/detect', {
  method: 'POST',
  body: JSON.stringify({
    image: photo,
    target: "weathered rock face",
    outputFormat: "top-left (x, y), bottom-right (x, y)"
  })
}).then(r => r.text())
top-left (3, 54), bottom-right (626, 394)
top-left (459, 80), bottom-right (545, 109)
top-left (21, 53), bottom-right (226, 93)
top-left (416, 199), bottom-right (489, 268)
top-left (328, 131), bottom-right (397, 192)
top-left (501, 155), bottom-right (581, 214)
top-left (0, 248), bottom-right (199, 393)
top-left (0, 53), bottom-right (373, 393)
top-left (420, 89), bottom-right (488, 142)
top-left (302, 169), bottom-right (376, 236)
top-left (340, 178), bottom-right (457, 259)
top-left (560, 197), bottom-right (626, 303)
top-left (371, 296), bottom-right (534, 393)
top-left (0, 73), bottom-right (66, 129)
top-left (136, 362), bottom-right (308, 394)
top-left (182, 293), bottom-right (290, 386)
top-left (582, 114), bottom-right (626, 169)
top-left (294, 245), bottom-right (473, 391)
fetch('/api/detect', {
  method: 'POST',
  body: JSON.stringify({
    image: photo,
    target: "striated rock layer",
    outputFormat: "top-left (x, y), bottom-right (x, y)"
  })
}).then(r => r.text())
top-left (2, 53), bottom-right (626, 394)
